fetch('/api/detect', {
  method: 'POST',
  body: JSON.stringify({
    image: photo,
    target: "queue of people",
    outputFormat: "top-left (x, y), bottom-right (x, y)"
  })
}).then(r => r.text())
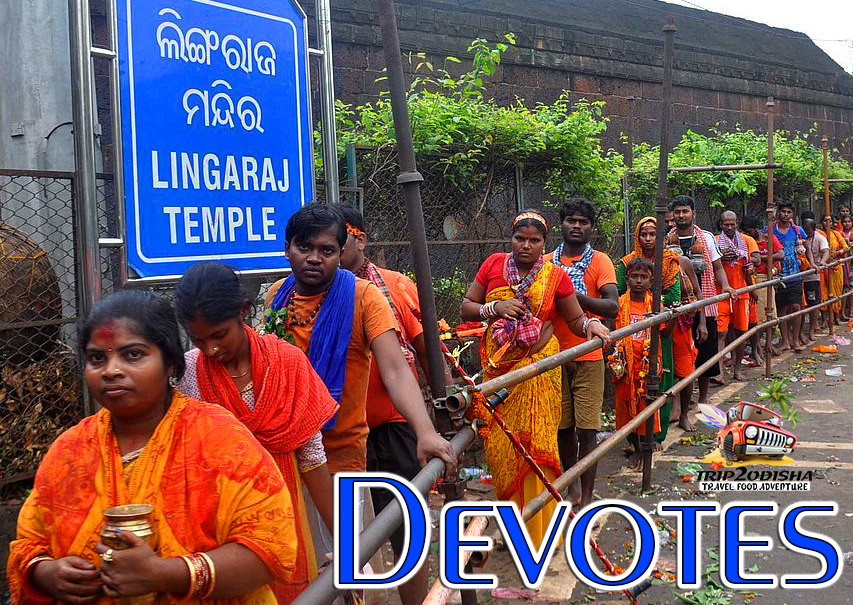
top-left (8, 197), bottom-right (851, 605)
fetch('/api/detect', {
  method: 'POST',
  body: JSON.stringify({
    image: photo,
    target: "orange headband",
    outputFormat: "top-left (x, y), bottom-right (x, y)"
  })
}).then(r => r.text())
top-left (346, 223), bottom-right (363, 236)
top-left (512, 212), bottom-right (548, 230)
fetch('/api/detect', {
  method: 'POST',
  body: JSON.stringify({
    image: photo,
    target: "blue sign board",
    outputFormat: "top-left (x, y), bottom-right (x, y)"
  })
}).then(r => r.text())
top-left (116, 0), bottom-right (313, 277)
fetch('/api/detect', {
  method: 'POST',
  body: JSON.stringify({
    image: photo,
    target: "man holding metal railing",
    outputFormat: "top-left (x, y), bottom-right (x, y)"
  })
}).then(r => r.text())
top-left (769, 201), bottom-right (808, 353)
top-left (666, 195), bottom-right (736, 408)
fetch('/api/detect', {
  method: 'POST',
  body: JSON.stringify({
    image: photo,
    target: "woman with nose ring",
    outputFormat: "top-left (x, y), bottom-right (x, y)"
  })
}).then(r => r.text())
top-left (460, 210), bottom-right (609, 545)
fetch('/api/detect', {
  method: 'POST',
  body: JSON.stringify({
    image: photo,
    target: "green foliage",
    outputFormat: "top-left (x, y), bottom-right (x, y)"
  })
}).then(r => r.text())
top-left (629, 127), bottom-right (853, 216)
top-left (676, 547), bottom-right (760, 605)
top-left (757, 378), bottom-right (803, 428)
top-left (318, 34), bottom-right (626, 235)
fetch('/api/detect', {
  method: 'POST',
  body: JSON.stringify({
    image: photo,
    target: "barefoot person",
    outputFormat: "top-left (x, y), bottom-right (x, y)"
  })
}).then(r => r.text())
top-left (8, 291), bottom-right (298, 605)
top-left (670, 250), bottom-right (702, 431)
top-left (742, 215), bottom-right (784, 360)
top-left (612, 259), bottom-right (676, 470)
top-left (337, 205), bottom-right (451, 605)
top-left (803, 219), bottom-right (828, 341)
top-left (716, 211), bottom-right (759, 382)
top-left (461, 210), bottom-right (609, 542)
top-left (544, 198), bottom-right (618, 508)
top-left (264, 204), bottom-right (457, 566)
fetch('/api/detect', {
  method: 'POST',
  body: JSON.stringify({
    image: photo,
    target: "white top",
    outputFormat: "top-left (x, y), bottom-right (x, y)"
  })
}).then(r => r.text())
top-left (700, 229), bottom-right (722, 262)
top-left (180, 348), bottom-right (327, 472)
top-left (805, 232), bottom-right (830, 283)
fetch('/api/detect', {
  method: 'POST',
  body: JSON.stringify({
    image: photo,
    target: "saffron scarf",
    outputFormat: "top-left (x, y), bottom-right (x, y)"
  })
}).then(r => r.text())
top-left (8, 393), bottom-right (297, 605)
top-left (269, 268), bottom-right (355, 427)
top-left (195, 324), bottom-right (338, 455)
top-left (194, 325), bottom-right (337, 603)
top-left (551, 242), bottom-right (594, 294)
top-left (622, 217), bottom-right (680, 290)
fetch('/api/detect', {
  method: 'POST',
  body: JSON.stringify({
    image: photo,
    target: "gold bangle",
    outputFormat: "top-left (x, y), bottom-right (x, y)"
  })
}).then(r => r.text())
top-left (197, 552), bottom-right (216, 599)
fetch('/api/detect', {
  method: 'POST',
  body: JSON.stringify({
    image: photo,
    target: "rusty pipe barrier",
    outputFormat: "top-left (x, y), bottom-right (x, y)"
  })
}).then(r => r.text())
top-left (289, 426), bottom-right (476, 605)
top-left (478, 255), bottom-right (853, 397)
top-left (520, 288), bottom-right (853, 523)
top-left (422, 515), bottom-right (490, 605)
top-left (421, 289), bottom-right (853, 605)
top-left (294, 256), bottom-right (853, 605)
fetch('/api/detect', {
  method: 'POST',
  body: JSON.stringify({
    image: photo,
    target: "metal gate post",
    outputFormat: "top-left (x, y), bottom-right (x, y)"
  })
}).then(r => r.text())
top-left (643, 17), bottom-right (676, 492)
top-left (764, 98), bottom-right (775, 379)
top-left (68, 0), bottom-right (103, 416)
top-left (316, 0), bottom-right (340, 203)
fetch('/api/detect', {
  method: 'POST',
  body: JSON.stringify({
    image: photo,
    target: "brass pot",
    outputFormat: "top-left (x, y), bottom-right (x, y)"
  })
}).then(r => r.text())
top-left (101, 504), bottom-right (156, 550)
top-left (101, 504), bottom-right (157, 605)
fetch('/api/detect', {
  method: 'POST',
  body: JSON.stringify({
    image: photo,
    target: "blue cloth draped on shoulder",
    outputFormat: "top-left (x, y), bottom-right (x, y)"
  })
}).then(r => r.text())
top-left (269, 268), bottom-right (355, 429)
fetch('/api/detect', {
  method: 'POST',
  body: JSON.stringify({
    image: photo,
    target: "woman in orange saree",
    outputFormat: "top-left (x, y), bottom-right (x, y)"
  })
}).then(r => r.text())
top-left (8, 291), bottom-right (296, 605)
top-left (819, 214), bottom-right (848, 317)
top-left (460, 211), bottom-right (609, 545)
top-left (175, 263), bottom-right (339, 604)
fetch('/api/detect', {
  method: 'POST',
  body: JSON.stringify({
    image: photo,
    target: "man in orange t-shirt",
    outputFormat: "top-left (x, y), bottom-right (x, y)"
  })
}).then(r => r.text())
top-left (265, 204), bottom-right (456, 584)
top-left (337, 205), bottom-right (452, 605)
top-left (265, 205), bottom-right (456, 476)
top-left (716, 210), bottom-right (760, 381)
top-left (544, 197), bottom-right (618, 508)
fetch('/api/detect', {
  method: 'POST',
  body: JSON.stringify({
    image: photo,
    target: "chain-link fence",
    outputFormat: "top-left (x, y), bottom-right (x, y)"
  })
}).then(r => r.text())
top-left (0, 170), bottom-right (83, 488)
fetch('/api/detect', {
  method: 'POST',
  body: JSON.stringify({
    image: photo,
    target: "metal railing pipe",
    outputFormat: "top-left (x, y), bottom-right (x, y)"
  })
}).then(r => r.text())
top-left (477, 255), bottom-right (853, 397)
top-left (521, 289), bottom-right (853, 522)
top-left (422, 516), bottom-right (490, 605)
top-left (289, 426), bottom-right (476, 605)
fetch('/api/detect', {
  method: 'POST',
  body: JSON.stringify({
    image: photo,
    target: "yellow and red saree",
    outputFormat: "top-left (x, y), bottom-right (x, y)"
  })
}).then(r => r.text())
top-left (478, 258), bottom-right (564, 546)
top-left (8, 393), bottom-right (297, 605)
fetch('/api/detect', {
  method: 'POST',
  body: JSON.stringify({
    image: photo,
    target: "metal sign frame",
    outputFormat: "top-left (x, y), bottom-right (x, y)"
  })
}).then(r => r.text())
top-left (68, 0), bottom-right (339, 288)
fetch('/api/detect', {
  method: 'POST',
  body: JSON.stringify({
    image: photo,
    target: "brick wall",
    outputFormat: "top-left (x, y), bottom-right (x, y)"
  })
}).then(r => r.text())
top-left (301, 0), bottom-right (853, 160)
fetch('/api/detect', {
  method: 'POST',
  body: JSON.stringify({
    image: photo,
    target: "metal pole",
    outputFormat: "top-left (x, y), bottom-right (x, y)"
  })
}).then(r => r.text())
top-left (823, 135), bottom-right (831, 217)
top-left (68, 0), bottom-right (103, 314)
top-left (316, 0), bottom-right (340, 204)
top-left (377, 0), bottom-right (448, 410)
top-left (624, 96), bottom-right (635, 254)
top-left (104, 0), bottom-right (128, 287)
top-left (345, 142), bottom-right (357, 205)
top-left (822, 135), bottom-right (835, 335)
top-left (290, 427), bottom-right (475, 605)
top-left (764, 98), bottom-right (775, 380)
top-left (642, 17), bottom-right (676, 492)
top-left (515, 163), bottom-right (525, 211)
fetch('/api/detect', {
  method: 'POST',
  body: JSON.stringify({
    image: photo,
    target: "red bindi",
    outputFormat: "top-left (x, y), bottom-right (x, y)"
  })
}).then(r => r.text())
top-left (93, 321), bottom-right (116, 350)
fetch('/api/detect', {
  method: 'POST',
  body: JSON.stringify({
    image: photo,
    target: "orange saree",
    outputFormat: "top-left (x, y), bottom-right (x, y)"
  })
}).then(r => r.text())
top-left (194, 325), bottom-right (338, 604)
top-left (8, 393), bottom-right (297, 605)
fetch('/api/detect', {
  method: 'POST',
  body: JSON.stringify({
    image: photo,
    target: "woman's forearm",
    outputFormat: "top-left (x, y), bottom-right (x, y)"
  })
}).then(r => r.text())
top-left (301, 465), bottom-right (335, 533)
top-left (154, 543), bottom-right (273, 599)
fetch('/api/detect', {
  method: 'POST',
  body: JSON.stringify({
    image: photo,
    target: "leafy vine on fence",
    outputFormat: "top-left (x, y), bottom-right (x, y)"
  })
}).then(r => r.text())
top-left (317, 34), bottom-right (626, 235)
top-left (628, 127), bottom-right (853, 217)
